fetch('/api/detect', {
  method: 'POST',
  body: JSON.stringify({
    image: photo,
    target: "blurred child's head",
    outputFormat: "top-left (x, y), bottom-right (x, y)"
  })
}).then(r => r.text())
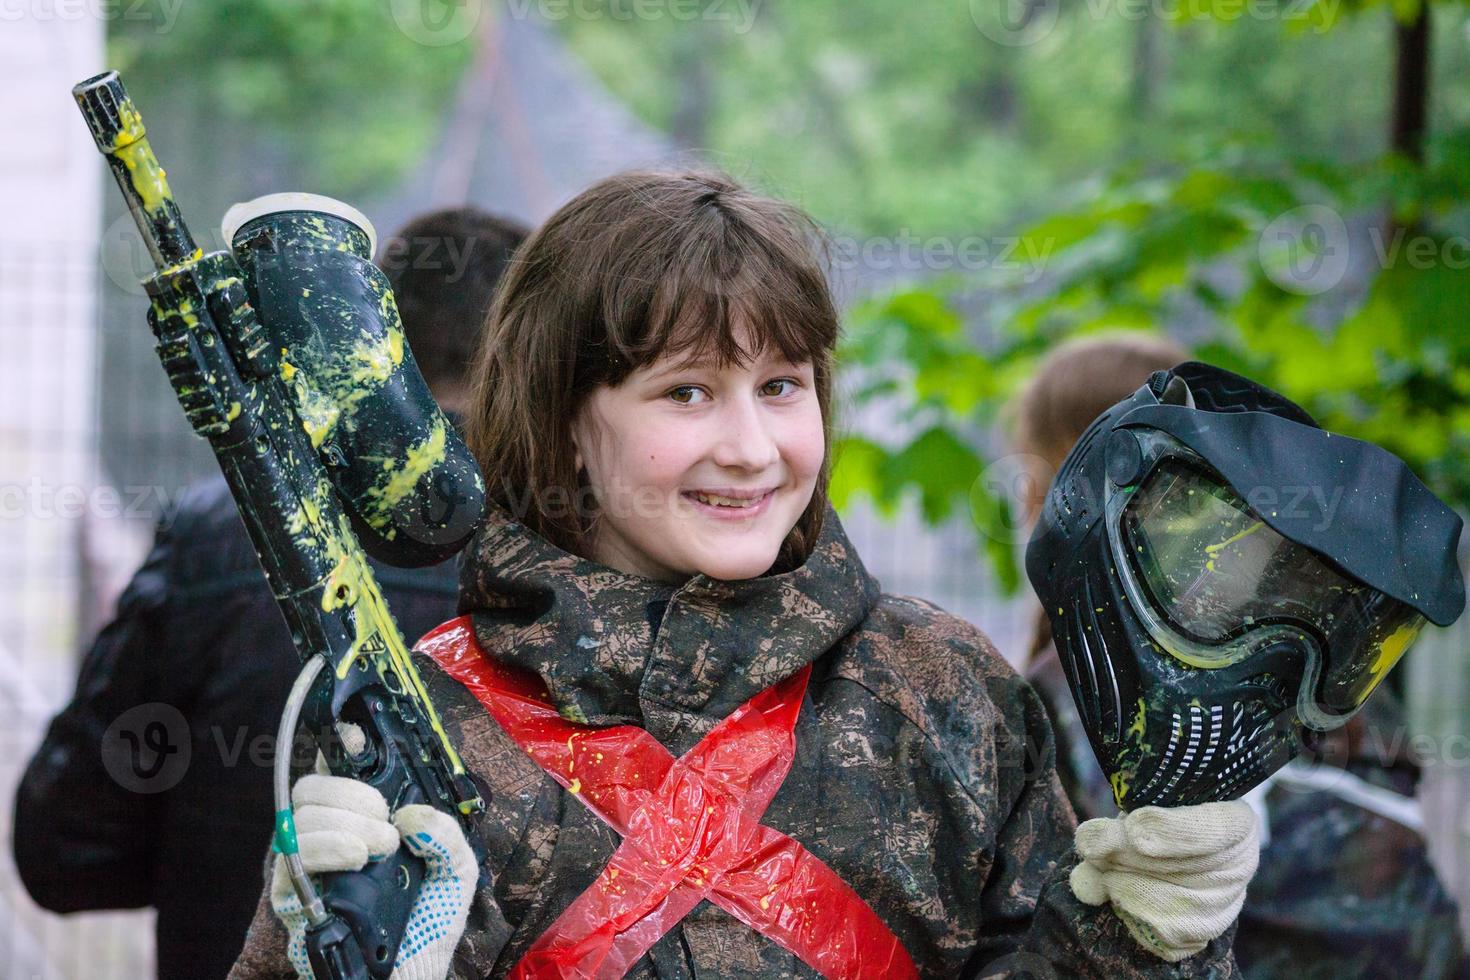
top-left (1008, 332), bottom-right (1186, 526)
top-left (465, 170), bottom-right (838, 583)
top-left (378, 206), bottom-right (529, 414)
top-left (1010, 332), bottom-right (1186, 667)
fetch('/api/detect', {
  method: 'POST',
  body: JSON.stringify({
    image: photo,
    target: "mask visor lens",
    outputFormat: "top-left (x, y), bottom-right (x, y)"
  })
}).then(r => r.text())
top-left (1122, 461), bottom-right (1355, 643)
top-left (1310, 598), bottom-right (1424, 726)
top-left (1122, 458), bottom-right (1425, 727)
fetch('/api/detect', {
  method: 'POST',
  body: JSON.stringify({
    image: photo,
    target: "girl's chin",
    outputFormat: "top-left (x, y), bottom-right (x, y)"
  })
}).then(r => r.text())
top-left (687, 542), bottom-right (783, 581)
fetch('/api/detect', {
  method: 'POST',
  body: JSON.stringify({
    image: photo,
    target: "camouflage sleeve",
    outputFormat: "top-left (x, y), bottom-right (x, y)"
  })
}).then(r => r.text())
top-left (228, 651), bottom-right (534, 979)
top-left (966, 672), bottom-right (1240, 979)
top-left (226, 855), bottom-right (294, 980)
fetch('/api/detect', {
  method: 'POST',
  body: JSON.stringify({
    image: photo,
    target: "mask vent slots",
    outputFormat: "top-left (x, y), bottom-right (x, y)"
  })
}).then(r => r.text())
top-left (1132, 702), bottom-right (1219, 806)
top-left (1063, 590), bottom-right (1124, 745)
top-left (1131, 685), bottom-right (1296, 807)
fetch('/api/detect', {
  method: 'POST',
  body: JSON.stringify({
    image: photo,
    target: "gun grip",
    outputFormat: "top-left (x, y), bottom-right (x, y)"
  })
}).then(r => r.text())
top-left (307, 846), bottom-right (426, 980)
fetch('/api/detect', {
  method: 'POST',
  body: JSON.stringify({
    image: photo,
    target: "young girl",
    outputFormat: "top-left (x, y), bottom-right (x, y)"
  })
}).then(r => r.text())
top-left (231, 171), bottom-right (1256, 979)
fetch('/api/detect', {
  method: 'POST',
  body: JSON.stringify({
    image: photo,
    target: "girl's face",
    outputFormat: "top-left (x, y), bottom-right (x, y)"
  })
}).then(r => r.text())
top-left (570, 326), bottom-right (825, 583)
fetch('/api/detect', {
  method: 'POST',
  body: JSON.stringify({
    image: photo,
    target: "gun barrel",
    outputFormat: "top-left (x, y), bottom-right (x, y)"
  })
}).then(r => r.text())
top-left (72, 70), bottom-right (197, 266)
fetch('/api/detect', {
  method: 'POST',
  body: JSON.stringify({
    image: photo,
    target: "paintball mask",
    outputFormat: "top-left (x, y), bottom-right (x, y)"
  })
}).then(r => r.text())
top-left (1025, 361), bottom-right (1465, 810)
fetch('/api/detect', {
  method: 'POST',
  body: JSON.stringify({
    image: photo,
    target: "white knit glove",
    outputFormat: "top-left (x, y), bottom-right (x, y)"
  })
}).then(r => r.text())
top-left (270, 773), bottom-right (478, 980)
top-left (1069, 800), bottom-right (1259, 962)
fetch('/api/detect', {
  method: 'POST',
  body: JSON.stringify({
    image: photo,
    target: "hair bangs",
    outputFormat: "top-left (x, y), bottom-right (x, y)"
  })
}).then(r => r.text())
top-left (602, 192), bottom-right (837, 383)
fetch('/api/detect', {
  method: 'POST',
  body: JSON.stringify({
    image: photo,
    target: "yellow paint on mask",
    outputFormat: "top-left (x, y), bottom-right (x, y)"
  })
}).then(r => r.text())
top-left (1110, 770), bottom-right (1131, 806)
top-left (1203, 520), bottom-right (1266, 573)
top-left (1127, 698), bottom-right (1147, 741)
top-left (1368, 621), bottom-right (1419, 685)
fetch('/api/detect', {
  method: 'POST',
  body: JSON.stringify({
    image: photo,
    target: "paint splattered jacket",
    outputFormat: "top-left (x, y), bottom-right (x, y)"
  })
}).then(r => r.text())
top-left (230, 501), bottom-right (1238, 979)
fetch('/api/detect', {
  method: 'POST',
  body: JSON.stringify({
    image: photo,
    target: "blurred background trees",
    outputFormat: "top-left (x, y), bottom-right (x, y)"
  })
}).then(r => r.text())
top-left (549, 0), bottom-right (1470, 584)
top-left (107, 0), bottom-right (1470, 583)
top-left (110, 0), bottom-right (474, 198)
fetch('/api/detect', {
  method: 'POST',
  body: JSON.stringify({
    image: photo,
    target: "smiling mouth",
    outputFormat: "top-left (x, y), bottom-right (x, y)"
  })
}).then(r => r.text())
top-left (681, 489), bottom-right (775, 509)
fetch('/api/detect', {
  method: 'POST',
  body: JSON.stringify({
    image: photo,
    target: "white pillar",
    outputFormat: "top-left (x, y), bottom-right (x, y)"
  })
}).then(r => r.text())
top-left (0, 13), bottom-right (155, 980)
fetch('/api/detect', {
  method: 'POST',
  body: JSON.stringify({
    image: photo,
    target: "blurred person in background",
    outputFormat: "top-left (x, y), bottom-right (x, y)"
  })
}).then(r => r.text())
top-left (11, 207), bottom-right (528, 980)
top-left (1008, 332), bottom-right (1468, 978)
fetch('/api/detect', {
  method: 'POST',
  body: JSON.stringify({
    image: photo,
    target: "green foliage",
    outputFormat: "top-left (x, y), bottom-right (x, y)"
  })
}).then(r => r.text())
top-left (1011, 133), bottom-right (1470, 505)
top-left (835, 287), bottom-right (1065, 594)
top-left (552, 1), bottom-right (1470, 237)
top-left (837, 130), bottom-right (1470, 588)
top-left (840, 117), bottom-right (1470, 587)
top-left (108, 1), bottom-right (473, 197)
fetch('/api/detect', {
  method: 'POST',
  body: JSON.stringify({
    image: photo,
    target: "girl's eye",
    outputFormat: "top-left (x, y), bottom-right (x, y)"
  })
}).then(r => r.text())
top-left (668, 385), bottom-right (707, 405)
top-left (762, 378), bottom-right (799, 397)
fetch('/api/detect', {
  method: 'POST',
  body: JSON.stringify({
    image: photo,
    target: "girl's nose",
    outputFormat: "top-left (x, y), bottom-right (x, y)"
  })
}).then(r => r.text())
top-left (711, 395), bottom-right (781, 471)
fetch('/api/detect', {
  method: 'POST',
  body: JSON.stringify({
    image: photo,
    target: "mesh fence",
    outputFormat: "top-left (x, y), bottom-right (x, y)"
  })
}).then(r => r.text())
top-left (1, 241), bottom-right (158, 979)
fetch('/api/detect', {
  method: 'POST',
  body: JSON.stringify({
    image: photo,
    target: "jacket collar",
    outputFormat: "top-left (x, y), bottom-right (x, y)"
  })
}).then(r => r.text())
top-left (457, 499), bottom-right (881, 736)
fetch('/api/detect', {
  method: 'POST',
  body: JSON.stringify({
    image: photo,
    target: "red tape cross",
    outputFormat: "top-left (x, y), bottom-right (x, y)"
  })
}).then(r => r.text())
top-left (417, 617), bottom-right (919, 980)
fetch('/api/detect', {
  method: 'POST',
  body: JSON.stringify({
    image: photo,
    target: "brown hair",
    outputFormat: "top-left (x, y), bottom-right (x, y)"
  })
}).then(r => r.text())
top-left (377, 207), bottom-right (529, 402)
top-left (1010, 332), bottom-right (1188, 478)
top-left (463, 169), bottom-right (839, 573)
top-left (1010, 331), bottom-right (1186, 662)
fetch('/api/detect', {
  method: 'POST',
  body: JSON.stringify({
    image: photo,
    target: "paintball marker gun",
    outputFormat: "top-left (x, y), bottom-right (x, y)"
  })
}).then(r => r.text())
top-left (72, 70), bottom-right (487, 979)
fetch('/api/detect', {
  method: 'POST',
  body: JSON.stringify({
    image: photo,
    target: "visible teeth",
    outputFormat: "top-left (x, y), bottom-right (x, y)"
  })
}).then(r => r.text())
top-left (690, 491), bottom-right (759, 507)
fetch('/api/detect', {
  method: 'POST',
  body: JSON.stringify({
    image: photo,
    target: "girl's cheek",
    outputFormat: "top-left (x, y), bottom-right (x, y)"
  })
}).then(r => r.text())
top-left (642, 420), bottom-right (702, 468)
top-left (788, 409), bottom-right (827, 477)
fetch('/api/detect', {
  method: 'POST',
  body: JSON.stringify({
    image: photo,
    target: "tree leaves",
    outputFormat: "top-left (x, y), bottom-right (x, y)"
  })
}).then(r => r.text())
top-left (836, 134), bottom-right (1470, 592)
top-left (109, 1), bottom-right (474, 197)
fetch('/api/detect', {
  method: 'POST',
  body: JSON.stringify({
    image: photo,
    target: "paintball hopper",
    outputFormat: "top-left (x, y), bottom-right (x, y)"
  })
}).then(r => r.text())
top-left (223, 195), bottom-right (485, 567)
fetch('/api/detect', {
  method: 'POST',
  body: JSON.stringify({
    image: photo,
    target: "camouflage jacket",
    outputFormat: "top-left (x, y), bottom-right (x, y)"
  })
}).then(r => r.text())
top-left (230, 501), bottom-right (1238, 979)
top-left (1234, 765), bottom-right (1467, 979)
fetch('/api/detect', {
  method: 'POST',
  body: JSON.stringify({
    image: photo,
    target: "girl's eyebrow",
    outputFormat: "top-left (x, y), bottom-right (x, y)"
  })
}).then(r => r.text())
top-left (654, 354), bottom-right (715, 376)
top-left (651, 351), bottom-right (806, 378)
top-left (643, 354), bottom-right (711, 382)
